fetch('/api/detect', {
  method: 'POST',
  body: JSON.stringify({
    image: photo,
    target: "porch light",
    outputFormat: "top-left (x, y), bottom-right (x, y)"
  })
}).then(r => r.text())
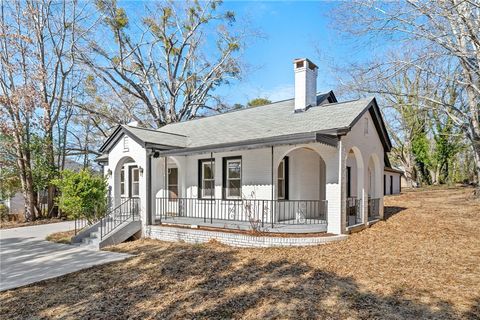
top-left (107, 169), bottom-right (112, 176)
top-left (138, 166), bottom-right (144, 176)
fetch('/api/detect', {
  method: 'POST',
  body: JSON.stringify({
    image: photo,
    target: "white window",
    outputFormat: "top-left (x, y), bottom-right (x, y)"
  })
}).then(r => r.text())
top-left (201, 160), bottom-right (215, 198)
top-left (225, 158), bottom-right (241, 199)
top-left (123, 136), bottom-right (129, 151)
top-left (278, 158), bottom-right (286, 199)
top-left (364, 118), bottom-right (369, 135)
top-left (120, 168), bottom-right (125, 196)
top-left (130, 166), bottom-right (139, 197)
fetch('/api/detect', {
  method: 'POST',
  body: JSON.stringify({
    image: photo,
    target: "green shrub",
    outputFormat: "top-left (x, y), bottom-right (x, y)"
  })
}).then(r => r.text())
top-left (0, 204), bottom-right (8, 222)
top-left (53, 170), bottom-right (108, 223)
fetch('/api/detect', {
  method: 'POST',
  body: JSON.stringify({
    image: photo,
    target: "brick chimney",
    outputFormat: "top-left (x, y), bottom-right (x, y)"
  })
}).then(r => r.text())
top-left (293, 58), bottom-right (318, 112)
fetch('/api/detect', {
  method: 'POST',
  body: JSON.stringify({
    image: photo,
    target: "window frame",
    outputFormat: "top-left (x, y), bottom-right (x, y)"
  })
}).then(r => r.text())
top-left (120, 168), bottom-right (125, 196)
top-left (129, 165), bottom-right (140, 198)
top-left (277, 157), bottom-right (289, 200)
top-left (198, 159), bottom-right (215, 199)
top-left (222, 156), bottom-right (242, 200)
top-left (120, 167), bottom-right (126, 197)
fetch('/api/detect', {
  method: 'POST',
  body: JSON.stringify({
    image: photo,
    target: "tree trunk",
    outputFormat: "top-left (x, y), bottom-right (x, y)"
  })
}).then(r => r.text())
top-left (45, 131), bottom-right (56, 218)
top-left (473, 143), bottom-right (480, 189)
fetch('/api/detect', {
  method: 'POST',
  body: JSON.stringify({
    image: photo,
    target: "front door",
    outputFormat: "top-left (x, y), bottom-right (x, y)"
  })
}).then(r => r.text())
top-left (168, 167), bottom-right (178, 199)
top-left (129, 166), bottom-right (139, 198)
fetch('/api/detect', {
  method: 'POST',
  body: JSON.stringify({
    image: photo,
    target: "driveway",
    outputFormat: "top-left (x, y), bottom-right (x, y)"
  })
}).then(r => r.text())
top-left (0, 221), bottom-right (131, 291)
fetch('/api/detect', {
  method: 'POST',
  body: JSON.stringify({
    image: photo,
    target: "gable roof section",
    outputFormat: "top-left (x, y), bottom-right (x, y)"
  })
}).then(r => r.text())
top-left (316, 90), bottom-right (337, 104)
top-left (98, 92), bottom-right (392, 156)
top-left (158, 95), bottom-right (391, 152)
top-left (99, 125), bottom-right (187, 153)
top-left (343, 97), bottom-right (392, 152)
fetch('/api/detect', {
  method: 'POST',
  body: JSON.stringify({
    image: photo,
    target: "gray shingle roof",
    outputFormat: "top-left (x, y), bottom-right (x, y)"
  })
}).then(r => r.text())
top-left (158, 96), bottom-right (373, 148)
top-left (122, 125), bottom-right (187, 148)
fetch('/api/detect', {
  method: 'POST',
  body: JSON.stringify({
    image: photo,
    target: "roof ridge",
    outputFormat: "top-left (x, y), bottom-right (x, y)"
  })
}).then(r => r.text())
top-left (322, 96), bottom-right (373, 107)
top-left (161, 91), bottom-right (340, 129)
top-left (161, 97), bottom-right (295, 128)
top-left (123, 124), bottom-right (188, 137)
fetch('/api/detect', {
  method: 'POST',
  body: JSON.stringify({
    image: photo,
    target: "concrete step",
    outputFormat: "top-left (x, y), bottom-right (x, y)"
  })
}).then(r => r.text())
top-left (89, 231), bottom-right (100, 239)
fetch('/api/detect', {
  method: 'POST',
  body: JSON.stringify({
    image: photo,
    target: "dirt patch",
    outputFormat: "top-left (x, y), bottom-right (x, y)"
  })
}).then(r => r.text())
top-left (45, 230), bottom-right (76, 244)
top-left (1, 187), bottom-right (479, 319)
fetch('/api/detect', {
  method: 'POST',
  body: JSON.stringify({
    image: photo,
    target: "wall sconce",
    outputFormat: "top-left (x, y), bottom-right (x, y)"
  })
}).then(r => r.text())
top-left (138, 166), bottom-right (144, 176)
top-left (107, 169), bottom-right (112, 176)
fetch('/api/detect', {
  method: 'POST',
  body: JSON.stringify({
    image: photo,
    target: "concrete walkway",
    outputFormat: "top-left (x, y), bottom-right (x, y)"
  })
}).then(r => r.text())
top-left (0, 221), bottom-right (131, 291)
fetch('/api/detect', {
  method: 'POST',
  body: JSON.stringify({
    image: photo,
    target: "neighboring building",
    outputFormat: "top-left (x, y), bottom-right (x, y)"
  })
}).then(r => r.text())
top-left (93, 58), bottom-right (401, 246)
top-left (384, 167), bottom-right (403, 195)
top-left (2, 158), bottom-right (85, 216)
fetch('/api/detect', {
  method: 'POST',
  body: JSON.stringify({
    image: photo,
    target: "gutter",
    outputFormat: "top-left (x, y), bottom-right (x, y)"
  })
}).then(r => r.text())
top-left (151, 131), bottom-right (339, 156)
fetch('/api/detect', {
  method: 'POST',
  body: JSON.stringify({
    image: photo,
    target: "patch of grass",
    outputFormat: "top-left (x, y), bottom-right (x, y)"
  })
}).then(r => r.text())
top-left (45, 230), bottom-right (75, 244)
top-left (1, 187), bottom-right (479, 319)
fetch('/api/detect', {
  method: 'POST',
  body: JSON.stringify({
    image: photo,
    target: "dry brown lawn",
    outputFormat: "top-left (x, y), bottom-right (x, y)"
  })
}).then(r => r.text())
top-left (0, 218), bottom-right (65, 229)
top-left (45, 230), bottom-right (76, 244)
top-left (1, 186), bottom-right (479, 319)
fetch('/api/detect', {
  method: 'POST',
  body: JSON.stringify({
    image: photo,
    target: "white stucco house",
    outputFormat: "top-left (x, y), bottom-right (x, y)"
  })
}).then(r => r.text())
top-left (91, 58), bottom-right (402, 247)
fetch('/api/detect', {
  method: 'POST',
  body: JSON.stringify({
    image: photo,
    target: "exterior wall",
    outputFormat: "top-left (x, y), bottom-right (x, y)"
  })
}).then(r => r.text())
top-left (105, 134), bottom-right (148, 232)
top-left (384, 171), bottom-right (401, 195)
top-left (342, 111), bottom-right (385, 231)
top-left (146, 225), bottom-right (347, 248)
top-left (5, 192), bottom-right (25, 215)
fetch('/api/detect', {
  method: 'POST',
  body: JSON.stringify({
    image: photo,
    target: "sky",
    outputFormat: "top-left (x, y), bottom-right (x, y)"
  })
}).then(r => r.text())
top-left (215, 0), bottom-right (372, 105)
top-left (119, 0), bottom-right (387, 106)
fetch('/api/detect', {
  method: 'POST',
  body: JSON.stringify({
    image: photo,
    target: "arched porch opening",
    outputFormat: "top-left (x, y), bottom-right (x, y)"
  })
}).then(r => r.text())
top-left (275, 147), bottom-right (327, 223)
top-left (346, 147), bottom-right (364, 227)
top-left (113, 156), bottom-right (139, 207)
top-left (367, 154), bottom-right (382, 221)
top-left (153, 156), bottom-right (184, 223)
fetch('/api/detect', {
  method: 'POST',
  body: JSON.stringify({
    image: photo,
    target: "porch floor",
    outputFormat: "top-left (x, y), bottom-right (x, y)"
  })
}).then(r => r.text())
top-left (153, 216), bottom-right (327, 234)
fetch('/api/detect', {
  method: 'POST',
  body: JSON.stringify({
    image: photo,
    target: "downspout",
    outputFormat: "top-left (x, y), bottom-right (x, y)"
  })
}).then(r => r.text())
top-left (271, 146), bottom-right (274, 228)
top-left (338, 137), bottom-right (345, 233)
top-left (146, 150), bottom-right (152, 226)
top-left (163, 156), bottom-right (167, 224)
top-left (210, 152), bottom-right (213, 224)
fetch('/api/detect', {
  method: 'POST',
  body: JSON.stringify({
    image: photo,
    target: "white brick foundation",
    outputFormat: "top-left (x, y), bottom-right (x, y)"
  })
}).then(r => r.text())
top-left (146, 225), bottom-right (347, 248)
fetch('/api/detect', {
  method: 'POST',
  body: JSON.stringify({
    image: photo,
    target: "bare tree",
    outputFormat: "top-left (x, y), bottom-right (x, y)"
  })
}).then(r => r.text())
top-left (0, 0), bottom-right (85, 219)
top-left (79, 0), bottom-right (248, 128)
top-left (333, 0), bottom-right (480, 186)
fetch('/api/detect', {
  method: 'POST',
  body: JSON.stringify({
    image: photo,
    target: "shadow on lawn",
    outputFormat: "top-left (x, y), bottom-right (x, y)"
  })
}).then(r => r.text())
top-left (1, 241), bottom-right (478, 320)
top-left (384, 206), bottom-right (407, 220)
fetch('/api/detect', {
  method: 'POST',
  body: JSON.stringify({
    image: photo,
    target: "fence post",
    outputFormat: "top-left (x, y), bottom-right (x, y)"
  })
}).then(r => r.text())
top-left (262, 200), bottom-right (265, 228)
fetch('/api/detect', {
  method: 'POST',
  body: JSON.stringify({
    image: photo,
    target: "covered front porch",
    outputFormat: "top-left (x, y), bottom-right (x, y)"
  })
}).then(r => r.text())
top-left (101, 126), bottom-right (384, 236)
top-left (144, 142), bottom-right (337, 233)
top-left (154, 197), bottom-right (328, 233)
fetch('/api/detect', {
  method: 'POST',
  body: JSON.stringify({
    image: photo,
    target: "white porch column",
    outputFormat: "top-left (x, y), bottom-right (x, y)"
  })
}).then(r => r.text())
top-left (325, 140), bottom-right (344, 234)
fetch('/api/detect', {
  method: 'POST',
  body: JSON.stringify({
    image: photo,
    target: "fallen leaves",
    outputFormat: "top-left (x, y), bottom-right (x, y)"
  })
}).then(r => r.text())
top-left (1, 186), bottom-right (479, 319)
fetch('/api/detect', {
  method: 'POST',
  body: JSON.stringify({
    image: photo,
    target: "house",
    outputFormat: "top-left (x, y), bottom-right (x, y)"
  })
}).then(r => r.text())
top-left (384, 167), bottom-right (403, 195)
top-left (93, 58), bottom-right (401, 247)
top-left (2, 158), bottom-right (85, 217)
